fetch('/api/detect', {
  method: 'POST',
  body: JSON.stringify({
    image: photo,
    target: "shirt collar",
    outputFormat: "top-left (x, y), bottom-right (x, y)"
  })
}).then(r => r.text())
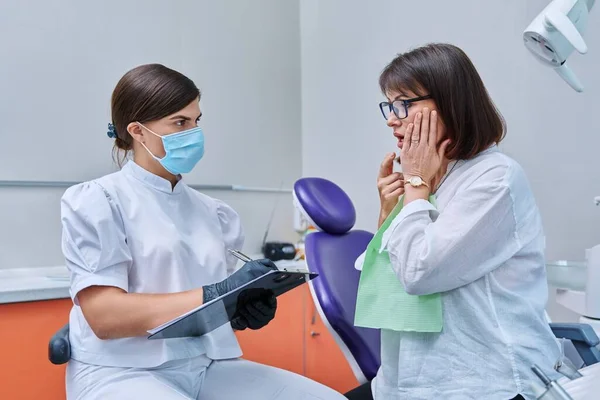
top-left (435, 144), bottom-right (498, 193)
top-left (449, 143), bottom-right (499, 169)
top-left (123, 161), bottom-right (185, 195)
top-left (479, 143), bottom-right (499, 156)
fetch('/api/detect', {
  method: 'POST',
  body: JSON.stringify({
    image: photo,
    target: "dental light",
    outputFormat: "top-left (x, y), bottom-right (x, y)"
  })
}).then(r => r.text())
top-left (523, 0), bottom-right (595, 92)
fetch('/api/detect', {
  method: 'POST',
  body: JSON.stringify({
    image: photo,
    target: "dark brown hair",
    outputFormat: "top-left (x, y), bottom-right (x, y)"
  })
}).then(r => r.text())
top-left (110, 64), bottom-right (200, 165)
top-left (379, 43), bottom-right (506, 160)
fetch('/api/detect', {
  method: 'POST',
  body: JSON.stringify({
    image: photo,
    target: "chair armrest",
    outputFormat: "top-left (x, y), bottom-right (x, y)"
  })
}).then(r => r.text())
top-left (48, 323), bottom-right (71, 365)
top-left (550, 323), bottom-right (600, 366)
top-left (550, 323), bottom-right (600, 347)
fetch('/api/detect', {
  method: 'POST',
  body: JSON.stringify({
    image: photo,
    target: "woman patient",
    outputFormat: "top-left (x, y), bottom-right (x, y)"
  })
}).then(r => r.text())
top-left (347, 43), bottom-right (561, 400)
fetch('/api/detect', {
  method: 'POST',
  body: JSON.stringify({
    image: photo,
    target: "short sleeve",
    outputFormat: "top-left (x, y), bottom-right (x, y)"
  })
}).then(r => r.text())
top-left (61, 181), bottom-right (132, 305)
top-left (215, 199), bottom-right (245, 275)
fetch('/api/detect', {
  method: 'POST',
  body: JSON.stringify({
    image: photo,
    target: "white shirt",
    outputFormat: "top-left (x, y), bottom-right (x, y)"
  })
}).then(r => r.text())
top-left (356, 146), bottom-right (562, 399)
top-left (61, 161), bottom-right (244, 368)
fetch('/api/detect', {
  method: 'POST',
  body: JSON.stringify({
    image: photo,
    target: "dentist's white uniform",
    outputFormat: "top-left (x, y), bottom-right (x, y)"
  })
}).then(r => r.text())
top-left (62, 160), bottom-right (344, 400)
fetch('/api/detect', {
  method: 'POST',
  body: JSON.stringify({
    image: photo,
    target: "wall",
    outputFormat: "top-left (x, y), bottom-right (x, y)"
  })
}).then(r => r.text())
top-left (3, 0), bottom-right (599, 321)
top-left (300, 0), bottom-right (600, 321)
top-left (0, 0), bottom-right (302, 269)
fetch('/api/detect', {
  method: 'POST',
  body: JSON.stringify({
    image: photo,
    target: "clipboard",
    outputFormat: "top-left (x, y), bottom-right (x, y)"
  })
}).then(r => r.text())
top-left (147, 269), bottom-right (318, 340)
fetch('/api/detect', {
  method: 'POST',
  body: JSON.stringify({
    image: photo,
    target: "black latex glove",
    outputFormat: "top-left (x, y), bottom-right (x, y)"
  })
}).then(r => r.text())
top-left (231, 288), bottom-right (277, 331)
top-left (202, 259), bottom-right (278, 304)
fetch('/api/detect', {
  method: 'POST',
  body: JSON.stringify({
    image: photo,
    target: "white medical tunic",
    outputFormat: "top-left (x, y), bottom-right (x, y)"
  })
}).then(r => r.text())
top-left (61, 161), bottom-right (243, 368)
top-left (356, 146), bottom-right (562, 399)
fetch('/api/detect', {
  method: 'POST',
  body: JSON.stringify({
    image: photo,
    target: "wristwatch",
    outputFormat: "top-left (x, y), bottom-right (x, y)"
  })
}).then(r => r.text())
top-left (405, 176), bottom-right (429, 188)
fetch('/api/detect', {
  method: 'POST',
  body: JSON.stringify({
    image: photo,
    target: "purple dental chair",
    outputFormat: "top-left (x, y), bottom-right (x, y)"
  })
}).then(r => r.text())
top-left (293, 177), bottom-right (380, 384)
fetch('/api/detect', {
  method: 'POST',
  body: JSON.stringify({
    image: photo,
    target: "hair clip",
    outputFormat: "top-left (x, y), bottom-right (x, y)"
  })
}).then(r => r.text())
top-left (107, 123), bottom-right (118, 139)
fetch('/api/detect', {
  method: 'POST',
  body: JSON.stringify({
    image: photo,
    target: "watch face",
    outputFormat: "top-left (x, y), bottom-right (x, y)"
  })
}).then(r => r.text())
top-left (409, 176), bottom-right (422, 185)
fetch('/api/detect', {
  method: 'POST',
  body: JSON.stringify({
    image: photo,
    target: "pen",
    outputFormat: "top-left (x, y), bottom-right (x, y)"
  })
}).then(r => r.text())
top-left (227, 249), bottom-right (253, 263)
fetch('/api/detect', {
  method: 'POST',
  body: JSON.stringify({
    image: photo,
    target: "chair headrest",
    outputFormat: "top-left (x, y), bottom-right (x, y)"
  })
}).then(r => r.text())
top-left (293, 177), bottom-right (356, 235)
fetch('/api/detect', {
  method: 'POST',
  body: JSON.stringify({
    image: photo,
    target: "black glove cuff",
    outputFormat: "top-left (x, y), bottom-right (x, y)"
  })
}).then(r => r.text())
top-left (202, 284), bottom-right (219, 304)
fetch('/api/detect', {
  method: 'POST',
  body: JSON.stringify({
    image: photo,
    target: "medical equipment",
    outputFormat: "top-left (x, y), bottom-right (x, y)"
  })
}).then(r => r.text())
top-left (522, 195), bottom-right (600, 399)
top-left (533, 364), bottom-right (574, 400)
top-left (555, 362), bottom-right (600, 399)
top-left (532, 339), bottom-right (600, 399)
top-left (262, 242), bottom-right (297, 261)
top-left (517, 193), bottom-right (600, 398)
top-left (523, 0), bottom-right (596, 92)
top-left (544, 196), bottom-right (600, 338)
top-left (257, 182), bottom-right (297, 261)
top-left (551, 248), bottom-right (600, 338)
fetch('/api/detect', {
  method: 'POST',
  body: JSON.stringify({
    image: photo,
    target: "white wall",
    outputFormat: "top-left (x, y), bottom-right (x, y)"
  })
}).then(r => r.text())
top-left (300, 0), bottom-right (600, 321)
top-left (0, 0), bottom-right (301, 269)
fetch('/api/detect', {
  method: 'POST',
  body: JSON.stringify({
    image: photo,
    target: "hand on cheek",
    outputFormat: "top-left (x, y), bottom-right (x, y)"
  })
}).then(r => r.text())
top-left (401, 108), bottom-right (451, 203)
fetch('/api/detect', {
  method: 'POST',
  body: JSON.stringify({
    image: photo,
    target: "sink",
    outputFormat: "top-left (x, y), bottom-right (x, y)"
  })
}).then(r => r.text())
top-left (546, 260), bottom-right (587, 291)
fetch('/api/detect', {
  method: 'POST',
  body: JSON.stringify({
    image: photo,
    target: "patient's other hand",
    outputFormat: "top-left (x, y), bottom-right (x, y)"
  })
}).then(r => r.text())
top-left (377, 152), bottom-right (404, 228)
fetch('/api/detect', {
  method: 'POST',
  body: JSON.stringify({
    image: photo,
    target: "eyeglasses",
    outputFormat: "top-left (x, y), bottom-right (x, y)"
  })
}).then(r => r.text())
top-left (379, 95), bottom-right (432, 120)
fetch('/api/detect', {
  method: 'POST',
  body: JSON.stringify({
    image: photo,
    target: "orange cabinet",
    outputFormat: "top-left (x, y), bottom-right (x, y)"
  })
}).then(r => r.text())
top-left (1, 286), bottom-right (358, 400)
top-left (0, 299), bottom-right (71, 400)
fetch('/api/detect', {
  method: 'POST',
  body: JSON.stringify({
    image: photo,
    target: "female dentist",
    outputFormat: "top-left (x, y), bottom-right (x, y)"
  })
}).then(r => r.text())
top-left (62, 63), bottom-right (346, 400)
top-left (349, 43), bottom-right (562, 399)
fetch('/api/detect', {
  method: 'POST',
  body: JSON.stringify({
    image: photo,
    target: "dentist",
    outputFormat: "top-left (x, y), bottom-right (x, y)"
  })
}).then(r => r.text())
top-left (62, 63), bottom-right (345, 400)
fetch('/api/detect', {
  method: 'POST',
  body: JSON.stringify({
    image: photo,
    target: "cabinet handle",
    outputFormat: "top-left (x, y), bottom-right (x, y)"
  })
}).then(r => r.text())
top-left (310, 331), bottom-right (320, 337)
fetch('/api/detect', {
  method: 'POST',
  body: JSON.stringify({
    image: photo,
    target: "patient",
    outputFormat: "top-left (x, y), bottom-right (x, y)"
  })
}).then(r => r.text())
top-left (346, 43), bottom-right (562, 400)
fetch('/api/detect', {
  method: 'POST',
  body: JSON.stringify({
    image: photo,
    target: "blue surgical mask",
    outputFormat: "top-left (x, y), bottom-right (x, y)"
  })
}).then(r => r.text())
top-left (138, 123), bottom-right (205, 175)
